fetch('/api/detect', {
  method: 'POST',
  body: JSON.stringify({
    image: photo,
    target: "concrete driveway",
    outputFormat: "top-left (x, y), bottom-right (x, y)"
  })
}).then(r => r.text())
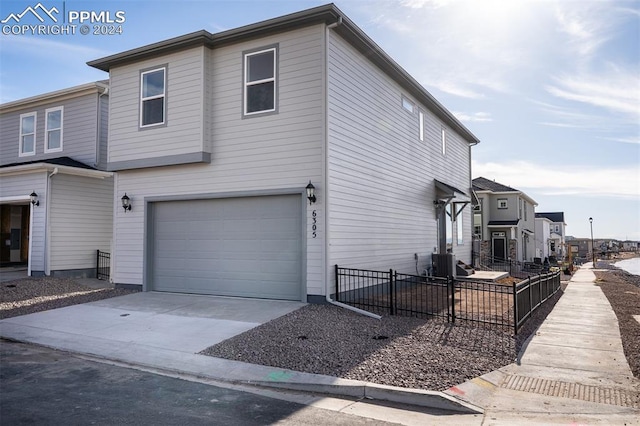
top-left (0, 292), bottom-right (306, 355)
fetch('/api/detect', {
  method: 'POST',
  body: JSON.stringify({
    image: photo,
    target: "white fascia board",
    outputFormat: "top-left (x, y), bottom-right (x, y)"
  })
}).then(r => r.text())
top-left (0, 163), bottom-right (112, 179)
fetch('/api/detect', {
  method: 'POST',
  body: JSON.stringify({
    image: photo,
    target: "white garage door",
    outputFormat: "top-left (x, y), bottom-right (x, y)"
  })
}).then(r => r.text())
top-left (151, 195), bottom-right (302, 300)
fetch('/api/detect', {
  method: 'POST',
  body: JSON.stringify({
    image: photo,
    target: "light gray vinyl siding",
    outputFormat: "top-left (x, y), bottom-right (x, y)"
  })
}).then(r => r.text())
top-left (49, 174), bottom-right (113, 271)
top-left (488, 193), bottom-right (519, 221)
top-left (0, 172), bottom-right (48, 272)
top-left (111, 25), bottom-right (325, 294)
top-left (0, 94), bottom-right (99, 167)
top-left (107, 47), bottom-right (204, 164)
top-left (327, 31), bottom-right (472, 274)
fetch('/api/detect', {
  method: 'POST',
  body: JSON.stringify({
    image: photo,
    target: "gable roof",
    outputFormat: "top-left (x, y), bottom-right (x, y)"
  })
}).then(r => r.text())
top-left (472, 176), bottom-right (537, 206)
top-left (87, 3), bottom-right (479, 145)
top-left (472, 177), bottom-right (519, 193)
top-left (535, 212), bottom-right (565, 223)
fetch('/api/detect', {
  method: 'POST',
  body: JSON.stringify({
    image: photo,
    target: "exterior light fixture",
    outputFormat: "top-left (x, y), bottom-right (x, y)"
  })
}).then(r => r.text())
top-left (30, 191), bottom-right (39, 206)
top-left (121, 193), bottom-right (132, 212)
top-left (305, 181), bottom-right (316, 205)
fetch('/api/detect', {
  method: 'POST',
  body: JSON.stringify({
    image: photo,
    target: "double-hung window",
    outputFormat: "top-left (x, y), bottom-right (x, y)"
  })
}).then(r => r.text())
top-left (19, 112), bottom-right (36, 156)
top-left (45, 106), bottom-right (63, 152)
top-left (140, 67), bottom-right (166, 127)
top-left (244, 47), bottom-right (277, 115)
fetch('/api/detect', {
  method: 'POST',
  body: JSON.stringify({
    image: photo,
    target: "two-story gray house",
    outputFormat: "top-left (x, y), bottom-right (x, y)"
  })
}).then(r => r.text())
top-left (87, 4), bottom-right (479, 302)
top-left (0, 82), bottom-right (113, 277)
top-left (472, 177), bottom-right (537, 262)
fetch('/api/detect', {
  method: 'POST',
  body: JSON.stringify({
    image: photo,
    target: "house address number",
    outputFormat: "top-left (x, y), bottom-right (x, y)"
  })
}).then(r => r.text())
top-left (312, 210), bottom-right (317, 238)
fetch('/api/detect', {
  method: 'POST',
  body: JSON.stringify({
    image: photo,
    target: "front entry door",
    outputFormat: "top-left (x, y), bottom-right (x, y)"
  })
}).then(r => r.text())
top-left (492, 232), bottom-right (506, 260)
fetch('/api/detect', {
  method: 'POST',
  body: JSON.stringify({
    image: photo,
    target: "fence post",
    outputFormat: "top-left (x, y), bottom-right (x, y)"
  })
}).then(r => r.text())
top-left (390, 269), bottom-right (395, 316)
top-left (539, 273), bottom-right (543, 302)
top-left (334, 264), bottom-right (339, 302)
top-left (96, 249), bottom-right (100, 276)
top-left (513, 281), bottom-right (518, 335)
top-left (449, 276), bottom-right (455, 324)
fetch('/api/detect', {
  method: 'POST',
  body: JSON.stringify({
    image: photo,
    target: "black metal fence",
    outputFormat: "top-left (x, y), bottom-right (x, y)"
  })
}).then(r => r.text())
top-left (335, 265), bottom-right (561, 334)
top-left (514, 271), bottom-right (561, 333)
top-left (96, 250), bottom-right (110, 281)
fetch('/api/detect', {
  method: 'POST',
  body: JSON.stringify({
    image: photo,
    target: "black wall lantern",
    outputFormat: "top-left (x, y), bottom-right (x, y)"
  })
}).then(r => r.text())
top-left (30, 191), bottom-right (39, 206)
top-left (305, 181), bottom-right (316, 205)
top-left (121, 193), bottom-right (132, 212)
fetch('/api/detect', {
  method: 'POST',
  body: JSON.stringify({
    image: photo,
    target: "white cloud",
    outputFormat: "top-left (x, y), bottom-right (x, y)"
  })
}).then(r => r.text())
top-left (546, 68), bottom-right (640, 119)
top-left (473, 160), bottom-right (640, 200)
top-left (454, 111), bottom-right (492, 123)
top-left (601, 136), bottom-right (640, 145)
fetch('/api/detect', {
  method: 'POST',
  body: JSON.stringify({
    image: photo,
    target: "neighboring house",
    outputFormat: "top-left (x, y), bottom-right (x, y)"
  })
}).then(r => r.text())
top-left (87, 4), bottom-right (479, 302)
top-left (0, 82), bottom-right (113, 277)
top-left (534, 215), bottom-right (552, 260)
top-left (535, 212), bottom-right (566, 260)
top-left (472, 177), bottom-right (537, 262)
top-left (621, 241), bottom-right (639, 252)
top-left (568, 237), bottom-right (591, 260)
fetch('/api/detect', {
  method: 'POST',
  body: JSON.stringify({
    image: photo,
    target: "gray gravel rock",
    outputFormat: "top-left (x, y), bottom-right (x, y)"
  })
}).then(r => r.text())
top-left (0, 277), bottom-right (137, 319)
top-left (202, 292), bottom-right (562, 391)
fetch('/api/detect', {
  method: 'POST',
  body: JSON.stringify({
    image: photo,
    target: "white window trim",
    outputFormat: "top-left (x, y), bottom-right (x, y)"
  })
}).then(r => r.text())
top-left (244, 47), bottom-right (277, 116)
top-left (441, 127), bottom-right (446, 155)
top-left (140, 67), bottom-right (166, 128)
top-left (401, 96), bottom-right (414, 113)
top-left (418, 110), bottom-right (424, 141)
top-left (18, 111), bottom-right (36, 157)
top-left (44, 106), bottom-right (63, 153)
top-left (498, 198), bottom-right (508, 209)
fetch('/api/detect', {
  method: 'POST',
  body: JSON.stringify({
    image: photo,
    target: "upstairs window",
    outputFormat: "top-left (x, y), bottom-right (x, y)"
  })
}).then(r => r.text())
top-left (244, 47), bottom-right (277, 115)
top-left (140, 67), bottom-right (166, 127)
top-left (401, 96), bottom-right (414, 113)
top-left (45, 106), bottom-right (63, 152)
top-left (19, 112), bottom-right (36, 156)
top-left (498, 198), bottom-right (508, 209)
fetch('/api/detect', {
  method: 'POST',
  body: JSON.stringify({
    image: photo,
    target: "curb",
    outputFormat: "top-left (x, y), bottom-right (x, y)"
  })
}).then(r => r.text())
top-left (249, 378), bottom-right (484, 414)
top-left (0, 329), bottom-right (482, 415)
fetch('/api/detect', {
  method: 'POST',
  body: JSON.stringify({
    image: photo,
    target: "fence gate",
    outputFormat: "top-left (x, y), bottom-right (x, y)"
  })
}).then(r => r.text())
top-left (96, 250), bottom-right (110, 281)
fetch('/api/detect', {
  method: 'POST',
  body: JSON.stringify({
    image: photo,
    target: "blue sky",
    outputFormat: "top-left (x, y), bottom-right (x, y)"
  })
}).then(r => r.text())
top-left (1, 0), bottom-right (638, 241)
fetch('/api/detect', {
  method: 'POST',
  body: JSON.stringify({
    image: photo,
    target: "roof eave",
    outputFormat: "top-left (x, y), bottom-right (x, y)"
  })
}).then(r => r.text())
top-left (0, 163), bottom-right (112, 179)
top-left (0, 81), bottom-right (108, 112)
top-left (86, 4), bottom-right (479, 145)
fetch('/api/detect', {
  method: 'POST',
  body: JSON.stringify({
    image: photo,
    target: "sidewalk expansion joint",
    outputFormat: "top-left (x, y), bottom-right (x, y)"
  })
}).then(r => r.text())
top-left (500, 374), bottom-right (639, 408)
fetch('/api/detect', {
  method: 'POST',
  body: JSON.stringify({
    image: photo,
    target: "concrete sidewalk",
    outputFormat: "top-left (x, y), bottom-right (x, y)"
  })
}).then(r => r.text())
top-left (446, 264), bottom-right (640, 425)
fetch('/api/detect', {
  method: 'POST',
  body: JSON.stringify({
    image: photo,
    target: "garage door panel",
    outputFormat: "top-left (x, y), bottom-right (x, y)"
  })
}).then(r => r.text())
top-left (152, 195), bottom-right (302, 300)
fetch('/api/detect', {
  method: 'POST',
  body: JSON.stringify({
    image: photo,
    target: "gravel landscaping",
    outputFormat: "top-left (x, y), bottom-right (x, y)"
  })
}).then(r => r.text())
top-left (593, 259), bottom-right (640, 378)
top-left (201, 289), bottom-right (563, 391)
top-left (0, 277), bottom-right (137, 320)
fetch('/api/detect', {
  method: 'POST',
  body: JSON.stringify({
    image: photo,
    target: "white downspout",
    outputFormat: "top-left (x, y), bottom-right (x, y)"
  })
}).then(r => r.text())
top-left (322, 17), bottom-right (380, 320)
top-left (96, 86), bottom-right (109, 168)
top-left (44, 167), bottom-right (59, 275)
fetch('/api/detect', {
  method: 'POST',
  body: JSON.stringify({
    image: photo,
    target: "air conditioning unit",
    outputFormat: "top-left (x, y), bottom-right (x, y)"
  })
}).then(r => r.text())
top-left (432, 253), bottom-right (456, 278)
